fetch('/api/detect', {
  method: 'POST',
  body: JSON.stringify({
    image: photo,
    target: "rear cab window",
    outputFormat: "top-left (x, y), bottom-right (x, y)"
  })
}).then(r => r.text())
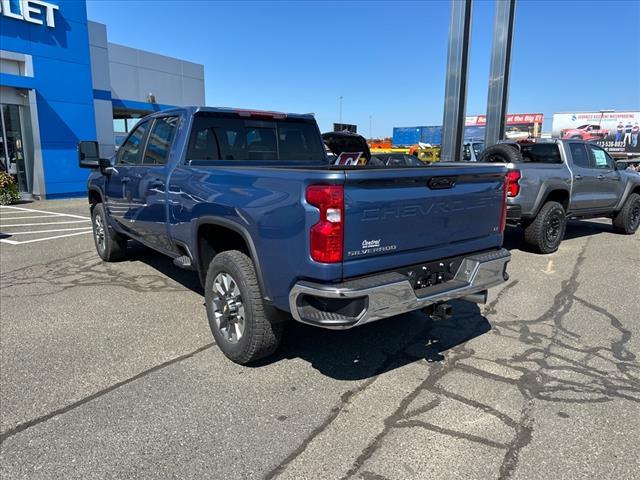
top-left (520, 143), bottom-right (562, 164)
top-left (569, 143), bottom-right (590, 168)
top-left (186, 114), bottom-right (325, 163)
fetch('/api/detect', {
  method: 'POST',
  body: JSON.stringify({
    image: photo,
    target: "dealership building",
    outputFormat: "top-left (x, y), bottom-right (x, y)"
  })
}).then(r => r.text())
top-left (0, 0), bottom-right (205, 198)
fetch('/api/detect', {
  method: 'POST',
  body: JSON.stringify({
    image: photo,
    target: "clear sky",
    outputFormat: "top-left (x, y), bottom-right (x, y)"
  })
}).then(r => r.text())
top-left (86, 0), bottom-right (640, 137)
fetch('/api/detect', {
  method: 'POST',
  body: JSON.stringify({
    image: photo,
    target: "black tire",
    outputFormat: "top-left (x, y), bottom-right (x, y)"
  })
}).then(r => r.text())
top-left (91, 203), bottom-right (127, 261)
top-left (205, 250), bottom-right (283, 364)
top-left (613, 193), bottom-right (640, 234)
top-left (524, 201), bottom-right (567, 254)
top-left (477, 143), bottom-right (523, 163)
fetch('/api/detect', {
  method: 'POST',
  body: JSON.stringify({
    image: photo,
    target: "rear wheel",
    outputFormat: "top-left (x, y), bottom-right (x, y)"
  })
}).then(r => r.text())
top-left (613, 193), bottom-right (640, 234)
top-left (91, 203), bottom-right (127, 261)
top-left (205, 250), bottom-right (283, 364)
top-left (524, 201), bottom-right (567, 254)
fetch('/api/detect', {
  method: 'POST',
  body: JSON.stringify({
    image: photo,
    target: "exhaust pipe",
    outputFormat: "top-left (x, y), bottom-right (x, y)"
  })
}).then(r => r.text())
top-left (461, 290), bottom-right (488, 305)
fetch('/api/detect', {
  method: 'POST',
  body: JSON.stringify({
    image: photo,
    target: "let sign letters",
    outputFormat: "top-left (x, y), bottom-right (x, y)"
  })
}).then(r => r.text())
top-left (0, 0), bottom-right (59, 28)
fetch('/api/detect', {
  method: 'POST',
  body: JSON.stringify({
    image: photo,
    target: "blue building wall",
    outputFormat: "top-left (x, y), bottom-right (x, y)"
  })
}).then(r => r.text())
top-left (1, 0), bottom-right (96, 197)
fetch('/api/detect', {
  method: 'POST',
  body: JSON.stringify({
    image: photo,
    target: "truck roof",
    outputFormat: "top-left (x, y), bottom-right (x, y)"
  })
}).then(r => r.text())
top-left (144, 106), bottom-right (315, 121)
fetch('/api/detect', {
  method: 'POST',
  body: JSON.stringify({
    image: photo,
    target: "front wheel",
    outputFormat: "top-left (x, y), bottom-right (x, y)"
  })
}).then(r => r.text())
top-left (91, 203), bottom-right (128, 261)
top-left (613, 193), bottom-right (640, 234)
top-left (523, 201), bottom-right (567, 254)
top-left (205, 250), bottom-right (283, 364)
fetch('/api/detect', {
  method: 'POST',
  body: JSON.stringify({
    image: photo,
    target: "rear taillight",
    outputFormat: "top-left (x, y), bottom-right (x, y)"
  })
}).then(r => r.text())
top-left (306, 185), bottom-right (344, 263)
top-left (500, 175), bottom-right (508, 234)
top-left (506, 169), bottom-right (521, 197)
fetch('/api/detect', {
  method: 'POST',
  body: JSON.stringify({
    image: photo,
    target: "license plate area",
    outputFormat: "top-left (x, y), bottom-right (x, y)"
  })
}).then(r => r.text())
top-left (396, 255), bottom-right (466, 290)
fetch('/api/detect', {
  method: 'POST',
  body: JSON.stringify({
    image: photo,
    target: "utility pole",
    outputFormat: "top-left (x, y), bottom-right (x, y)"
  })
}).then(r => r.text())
top-left (485, 0), bottom-right (516, 147)
top-left (440, 0), bottom-right (473, 162)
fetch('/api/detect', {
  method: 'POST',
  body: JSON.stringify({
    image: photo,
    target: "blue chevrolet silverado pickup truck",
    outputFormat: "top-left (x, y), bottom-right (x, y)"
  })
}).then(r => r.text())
top-left (78, 107), bottom-right (511, 364)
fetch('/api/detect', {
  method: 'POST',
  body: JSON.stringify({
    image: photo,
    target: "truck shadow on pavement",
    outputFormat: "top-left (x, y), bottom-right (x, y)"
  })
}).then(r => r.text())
top-left (258, 301), bottom-right (491, 380)
top-left (127, 243), bottom-right (492, 380)
top-left (129, 244), bottom-right (492, 380)
top-left (503, 219), bottom-right (615, 253)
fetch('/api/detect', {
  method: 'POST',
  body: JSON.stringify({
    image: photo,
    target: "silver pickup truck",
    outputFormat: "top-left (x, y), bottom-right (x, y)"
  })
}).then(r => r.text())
top-left (478, 139), bottom-right (640, 253)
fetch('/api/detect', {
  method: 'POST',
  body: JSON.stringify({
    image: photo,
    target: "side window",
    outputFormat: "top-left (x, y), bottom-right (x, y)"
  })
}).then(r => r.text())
top-left (143, 116), bottom-right (179, 165)
top-left (569, 143), bottom-right (590, 168)
top-left (117, 122), bottom-right (148, 165)
top-left (588, 144), bottom-right (614, 170)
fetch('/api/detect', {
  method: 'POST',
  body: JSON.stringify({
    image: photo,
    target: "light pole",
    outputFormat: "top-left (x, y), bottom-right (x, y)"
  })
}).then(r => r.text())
top-left (599, 109), bottom-right (614, 128)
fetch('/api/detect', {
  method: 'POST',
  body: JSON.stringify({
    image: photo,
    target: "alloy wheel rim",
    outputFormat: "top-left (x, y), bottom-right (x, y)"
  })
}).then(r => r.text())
top-left (631, 201), bottom-right (640, 229)
top-left (94, 214), bottom-right (106, 251)
top-left (545, 212), bottom-right (562, 244)
top-left (212, 272), bottom-right (245, 344)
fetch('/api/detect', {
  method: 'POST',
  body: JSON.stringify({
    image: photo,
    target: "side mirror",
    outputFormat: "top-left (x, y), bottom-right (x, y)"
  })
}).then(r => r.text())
top-left (615, 161), bottom-right (626, 170)
top-left (78, 141), bottom-right (100, 168)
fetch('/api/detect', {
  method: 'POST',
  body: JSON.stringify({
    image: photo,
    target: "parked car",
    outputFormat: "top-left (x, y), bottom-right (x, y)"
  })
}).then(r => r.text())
top-left (561, 124), bottom-right (609, 141)
top-left (478, 140), bottom-right (640, 253)
top-left (79, 107), bottom-right (511, 364)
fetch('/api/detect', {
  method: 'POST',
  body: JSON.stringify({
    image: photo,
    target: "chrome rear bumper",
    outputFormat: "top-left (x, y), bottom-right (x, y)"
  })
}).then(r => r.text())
top-left (288, 248), bottom-right (510, 329)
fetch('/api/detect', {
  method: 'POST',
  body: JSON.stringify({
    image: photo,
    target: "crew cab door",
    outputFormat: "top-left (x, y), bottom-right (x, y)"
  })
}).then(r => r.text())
top-left (132, 115), bottom-right (181, 253)
top-left (105, 120), bottom-right (149, 230)
top-left (586, 143), bottom-right (623, 210)
top-left (567, 142), bottom-right (619, 211)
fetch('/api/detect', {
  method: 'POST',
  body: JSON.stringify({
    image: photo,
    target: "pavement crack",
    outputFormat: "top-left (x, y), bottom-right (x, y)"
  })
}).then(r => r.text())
top-left (572, 295), bottom-right (636, 362)
top-left (395, 419), bottom-right (507, 449)
top-left (263, 375), bottom-right (379, 480)
top-left (0, 343), bottom-right (214, 445)
top-left (498, 398), bottom-right (534, 480)
top-left (0, 251), bottom-right (198, 297)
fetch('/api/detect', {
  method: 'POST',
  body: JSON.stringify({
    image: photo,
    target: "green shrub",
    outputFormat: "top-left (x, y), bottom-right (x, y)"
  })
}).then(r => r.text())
top-left (0, 171), bottom-right (21, 205)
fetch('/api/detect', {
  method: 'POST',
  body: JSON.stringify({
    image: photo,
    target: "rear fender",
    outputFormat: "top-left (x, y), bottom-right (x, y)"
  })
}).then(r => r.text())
top-left (533, 185), bottom-right (570, 216)
top-left (614, 180), bottom-right (640, 212)
top-left (193, 217), bottom-right (270, 301)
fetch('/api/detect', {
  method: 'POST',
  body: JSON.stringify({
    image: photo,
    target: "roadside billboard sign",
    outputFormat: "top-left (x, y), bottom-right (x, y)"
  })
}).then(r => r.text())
top-left (464, 113), bottom-right (544, 141)
top-left (552, 111), bottom-right (640, 157)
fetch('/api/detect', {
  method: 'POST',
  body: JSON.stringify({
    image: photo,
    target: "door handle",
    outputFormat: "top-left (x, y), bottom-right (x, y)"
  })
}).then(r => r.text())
top-left (574, 175), bottom-right (582, 181)
top-left (149, 181), bottom-right (165, 190)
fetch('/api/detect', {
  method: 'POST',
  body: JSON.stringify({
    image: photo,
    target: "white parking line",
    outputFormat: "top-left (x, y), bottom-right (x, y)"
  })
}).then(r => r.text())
top-left (1, 220), bottom-right (90, 227)
top-left (3, 227), bottom-right (94, 235)
top-left (0, 230), bottom-right (93, 245)
top-left (0, 205), bottom-right (90, 220)
top-left (0, 205), bottom-right (93, 245)
top-left (0, 215), bottom-right (62, 220)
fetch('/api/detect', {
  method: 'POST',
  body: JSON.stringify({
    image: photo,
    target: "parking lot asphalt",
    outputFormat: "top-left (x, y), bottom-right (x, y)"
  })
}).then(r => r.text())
top-left (1, 199), bottom-right (639, 480)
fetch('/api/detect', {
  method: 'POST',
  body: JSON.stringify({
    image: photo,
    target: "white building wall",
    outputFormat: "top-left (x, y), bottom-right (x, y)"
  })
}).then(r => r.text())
top-left (107, 43), bottom-right (205, 106)
top-left (88, 21), bottom-right (117, 158)
top-left (87, 20), bottom-right (205, 157)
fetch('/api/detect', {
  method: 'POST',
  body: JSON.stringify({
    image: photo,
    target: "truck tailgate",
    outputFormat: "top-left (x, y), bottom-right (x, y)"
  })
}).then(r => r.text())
top-left (342, 164), bottom-right (507, 278)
